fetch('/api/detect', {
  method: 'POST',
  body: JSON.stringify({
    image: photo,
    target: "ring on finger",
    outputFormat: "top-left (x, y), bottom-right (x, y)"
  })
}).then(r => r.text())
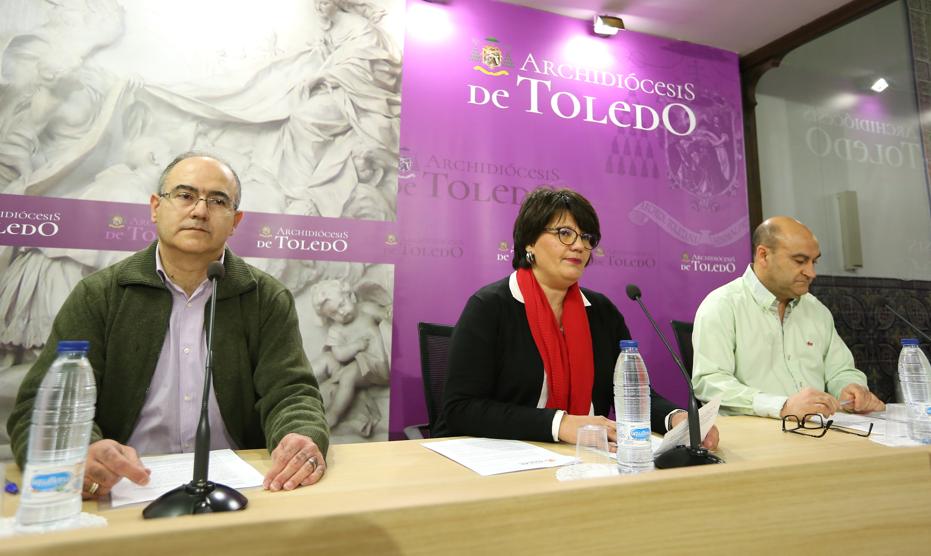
top-left (305, 456), bottom-right (317, 472)
top-left (87, 481), bottom-right (100, 495)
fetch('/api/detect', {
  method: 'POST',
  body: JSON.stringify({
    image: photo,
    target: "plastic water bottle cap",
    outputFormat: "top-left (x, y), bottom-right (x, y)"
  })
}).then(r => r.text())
top-left (620, 340), bottom-right (638, 349)
top-left (56, 340), bottom-right (90, 353)
top-left (900, 338), bottom-right (920, 346)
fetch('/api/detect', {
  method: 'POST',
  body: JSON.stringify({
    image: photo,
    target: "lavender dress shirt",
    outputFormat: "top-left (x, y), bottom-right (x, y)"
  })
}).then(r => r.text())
top-left (126, 245), bottom-right (236, 455)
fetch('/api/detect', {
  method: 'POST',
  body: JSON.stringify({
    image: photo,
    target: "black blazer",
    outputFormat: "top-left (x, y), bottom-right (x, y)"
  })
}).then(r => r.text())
top-left (435, 276), bottom-right (679, 441)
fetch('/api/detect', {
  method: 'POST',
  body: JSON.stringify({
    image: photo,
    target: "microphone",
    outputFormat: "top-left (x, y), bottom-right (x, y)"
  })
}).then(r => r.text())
top-left (144, 260), bottom-right (248, 518)
top-left (885, 304), bottom-right (931, 344)
top-left (192, 262), bottom-right (226, 484)
top-left (625, 284), bottom-right (723, 468)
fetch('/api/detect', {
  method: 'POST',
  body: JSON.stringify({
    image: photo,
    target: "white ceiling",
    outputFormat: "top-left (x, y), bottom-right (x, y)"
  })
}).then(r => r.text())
top-left (499, 0), bottom-right (855, 55)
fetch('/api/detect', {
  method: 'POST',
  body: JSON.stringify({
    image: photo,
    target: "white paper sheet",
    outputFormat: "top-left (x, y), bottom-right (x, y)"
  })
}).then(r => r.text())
top-left (109, 449), bottom-right (265, 507)
top-left (828, 410), bottom-right (926, 447)
top-left (829, 411), bottom-right (884, 434)
top-left (422, 438), bottom-right (576, 476)
top-left (654, 397), bottom-right (721, 456)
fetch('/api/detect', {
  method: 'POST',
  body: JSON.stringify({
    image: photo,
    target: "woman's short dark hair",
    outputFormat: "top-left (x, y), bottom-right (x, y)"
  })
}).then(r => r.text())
top-left (512, 187), bottom-right (601, 270)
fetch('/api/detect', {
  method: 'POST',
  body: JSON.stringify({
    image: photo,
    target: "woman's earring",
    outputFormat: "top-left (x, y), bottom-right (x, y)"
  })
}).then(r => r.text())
top-left (526, 250), bottom-right (535, 264)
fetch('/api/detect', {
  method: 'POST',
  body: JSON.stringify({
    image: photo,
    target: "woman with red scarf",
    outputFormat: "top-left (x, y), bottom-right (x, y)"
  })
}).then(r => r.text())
top-left (436, 188), bottom-right (719, 448)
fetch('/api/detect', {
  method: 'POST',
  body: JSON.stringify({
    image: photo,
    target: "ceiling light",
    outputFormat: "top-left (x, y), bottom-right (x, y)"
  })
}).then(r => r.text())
top-left (593, 15), bottom-right (624, 37)
top-left (870, 77), bottom-right (889, 93)
top-left (408, 2), bottom-right (454, 42)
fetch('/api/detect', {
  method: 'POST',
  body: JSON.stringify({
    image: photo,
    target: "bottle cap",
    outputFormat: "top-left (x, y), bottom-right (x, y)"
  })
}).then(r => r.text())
top-left (620, 340), bottom-right (638, 349)
top-left (57, 340), bottom-right (90, 352)
top-left (901, 338), bottom-right (920, 346)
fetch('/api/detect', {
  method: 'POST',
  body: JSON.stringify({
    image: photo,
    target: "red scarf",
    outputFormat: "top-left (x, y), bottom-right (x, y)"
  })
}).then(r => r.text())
top-left (517, 267), bottom-right (594, 415)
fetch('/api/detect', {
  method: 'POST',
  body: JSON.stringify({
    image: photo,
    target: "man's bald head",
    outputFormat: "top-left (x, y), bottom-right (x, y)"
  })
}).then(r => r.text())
top-left (752, 216), bottom-right (815, 254)
top-left (752, 216), bottom-right (821, 302)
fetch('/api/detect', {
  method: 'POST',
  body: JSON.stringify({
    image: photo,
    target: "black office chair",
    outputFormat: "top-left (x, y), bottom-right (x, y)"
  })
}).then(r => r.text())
top-left (670, 320), bottom-right (695, 378)
top-left (404, 322), bottom-right (454, 439)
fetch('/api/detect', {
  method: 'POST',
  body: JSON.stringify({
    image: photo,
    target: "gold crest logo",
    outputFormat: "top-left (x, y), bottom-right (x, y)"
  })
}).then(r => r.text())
top-left (398, 147), bottom-right (418, 180)
top-left (498, 241), bottom-right (509, 252)
top-left (260, 225), bottom-right (273, 238)
top-left (108, 215), bottom-right (125, 229)
top-left (594, 247), bottom-right (605, 258)
top-left (385, 233), bottom-right (398, 246)
top-left (472, 37), bottom-right (512, 77)
top-left (482, 45), bottom-right (502, 69)
top-left (681, 252), bottom-right (690, 263)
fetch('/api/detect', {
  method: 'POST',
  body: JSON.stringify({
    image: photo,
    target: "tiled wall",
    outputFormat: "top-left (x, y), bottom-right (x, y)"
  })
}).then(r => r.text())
top-left (810, 275), bottom-right (931, 402)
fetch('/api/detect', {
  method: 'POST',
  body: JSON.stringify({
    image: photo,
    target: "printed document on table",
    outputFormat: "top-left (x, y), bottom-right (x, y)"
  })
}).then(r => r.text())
top-left (423, 438), bottom-right (576, 476)
top-left (829, 410), bottom-right (925, 447)
top-left (829, 411), bottom-right (883, 434)
top-left (109, 449), bottom-right (264, 507)
top-left (654, 397), bottom-right (721, 456)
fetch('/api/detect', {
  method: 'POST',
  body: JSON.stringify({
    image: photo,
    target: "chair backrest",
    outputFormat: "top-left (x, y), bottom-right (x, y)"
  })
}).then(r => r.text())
top-left (418, 322), bottom-right (454, 432)
top-left (670, 320), bottom-right (695, 378)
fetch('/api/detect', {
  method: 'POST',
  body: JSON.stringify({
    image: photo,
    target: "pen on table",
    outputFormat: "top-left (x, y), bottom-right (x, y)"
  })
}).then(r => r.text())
top-left (4, 479), bottom-right (18, 495)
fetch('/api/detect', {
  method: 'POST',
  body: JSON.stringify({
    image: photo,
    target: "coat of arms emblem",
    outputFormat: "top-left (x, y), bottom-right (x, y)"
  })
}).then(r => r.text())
top-left (471, 37), bottom-right (512, 76)
top-left (665, 97), bottom-right (742, 211)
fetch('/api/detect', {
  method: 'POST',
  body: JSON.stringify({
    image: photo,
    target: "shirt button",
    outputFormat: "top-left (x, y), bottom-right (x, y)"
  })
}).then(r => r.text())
top-left (184, 394), bottom-right (192, 402)
top-left (183, 347), bottom-right (191, 354)
top-left (186, 302), bottom-right (192, 308)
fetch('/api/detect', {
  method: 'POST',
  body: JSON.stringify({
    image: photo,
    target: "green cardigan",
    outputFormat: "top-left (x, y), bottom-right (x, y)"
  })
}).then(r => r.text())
top-left (7, 243), bottom-right (329, 468)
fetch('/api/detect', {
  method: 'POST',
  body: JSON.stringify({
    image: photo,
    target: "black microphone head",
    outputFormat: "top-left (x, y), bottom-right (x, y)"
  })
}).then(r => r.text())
top-left (626, 284), bottom-right (641, 301)
top-left (207, 261), bottom-right (225, 281)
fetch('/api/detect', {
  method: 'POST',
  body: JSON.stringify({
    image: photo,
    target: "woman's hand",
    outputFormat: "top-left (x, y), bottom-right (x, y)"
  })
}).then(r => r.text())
top-left (557, 414), bottom-right (616, 445)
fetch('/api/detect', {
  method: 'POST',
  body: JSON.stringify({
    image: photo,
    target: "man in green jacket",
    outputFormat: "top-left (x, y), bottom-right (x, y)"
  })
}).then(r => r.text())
top-left (8, 153), bottom-right (329, 497)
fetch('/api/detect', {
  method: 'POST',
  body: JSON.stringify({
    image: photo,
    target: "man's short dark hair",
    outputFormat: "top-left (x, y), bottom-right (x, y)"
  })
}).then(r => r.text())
top-left (157, 151), bottom-right (242, 208)
top-left (512, 187), bottom-right (601, 270)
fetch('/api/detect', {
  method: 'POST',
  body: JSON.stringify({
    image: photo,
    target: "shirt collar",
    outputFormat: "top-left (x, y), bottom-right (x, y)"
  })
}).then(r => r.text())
top-left (743, 264), bottom-right (800, 311)
top-left (155, 242), bottom-right (226, 290)
top-left (508, 271), bottom-right (591, 306)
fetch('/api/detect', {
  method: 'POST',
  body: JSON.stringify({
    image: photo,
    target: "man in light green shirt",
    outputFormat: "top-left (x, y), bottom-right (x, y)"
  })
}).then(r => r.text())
top-left (691, 216), bottom-right (884, 418)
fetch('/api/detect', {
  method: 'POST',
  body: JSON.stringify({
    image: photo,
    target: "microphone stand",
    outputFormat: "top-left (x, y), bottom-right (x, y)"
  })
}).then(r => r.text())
top-left (144, 263), bottom-right (248, 518)
top-left (627, 285), bottom-right (722, 469)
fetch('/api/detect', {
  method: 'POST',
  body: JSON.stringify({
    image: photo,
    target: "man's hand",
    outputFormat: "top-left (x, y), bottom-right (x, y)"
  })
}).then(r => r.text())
top-left (557, 415), bottom-right (617, 445)
top-left (669, 411), bottom-right (720, 450)
top-left (263, 433), bottom-right (326, 492)
top-left (83, 439), bottom-right (150, 499)
top-left (781, 387), bottom-right (841, 418)
top-left (839, 383), bottom-right (885, 414)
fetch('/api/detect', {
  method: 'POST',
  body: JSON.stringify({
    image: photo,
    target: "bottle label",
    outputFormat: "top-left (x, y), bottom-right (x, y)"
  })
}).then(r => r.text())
top-left (22, 462), bottom-right (83, 495)
top-left (618, 422), bottom-right (651, 442)
top-left (630, 427), bottom-right (651, 441)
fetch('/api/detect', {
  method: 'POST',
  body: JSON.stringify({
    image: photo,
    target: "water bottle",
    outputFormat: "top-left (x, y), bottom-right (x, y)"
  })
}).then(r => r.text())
top-left (898, 338), bottom-right (931, 444)
top-left (614, 340), bottom-right (654, 473)
top-left (15, 340), bottom-right (97, 532)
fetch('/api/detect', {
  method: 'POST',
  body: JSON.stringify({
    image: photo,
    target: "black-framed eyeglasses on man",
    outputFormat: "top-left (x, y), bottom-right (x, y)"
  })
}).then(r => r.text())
top-left (159, 185), bottom-right (237, 214)
top-left (543, 227), bottom-right (599, 250)
top-left (782, 413), bottom-right (873, 438)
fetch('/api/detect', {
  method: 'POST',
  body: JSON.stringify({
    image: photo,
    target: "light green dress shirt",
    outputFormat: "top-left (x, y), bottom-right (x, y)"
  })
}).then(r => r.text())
top-left (691, 265), bottom-right (867, 418)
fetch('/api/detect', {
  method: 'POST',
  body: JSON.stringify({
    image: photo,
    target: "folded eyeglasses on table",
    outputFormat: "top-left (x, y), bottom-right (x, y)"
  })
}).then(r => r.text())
top-left (781, 413), bottom-right (873, 438)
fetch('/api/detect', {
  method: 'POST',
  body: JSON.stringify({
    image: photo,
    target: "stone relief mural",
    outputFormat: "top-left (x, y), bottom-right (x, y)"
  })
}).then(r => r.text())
top-left (0, 0), bottom-right (403, 453)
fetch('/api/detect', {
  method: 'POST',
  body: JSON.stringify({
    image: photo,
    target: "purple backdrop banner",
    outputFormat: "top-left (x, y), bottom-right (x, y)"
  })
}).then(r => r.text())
top-left (0, 194), bottom-right (398, 263)
top-left (390, 0), bottom-right (751, 433)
